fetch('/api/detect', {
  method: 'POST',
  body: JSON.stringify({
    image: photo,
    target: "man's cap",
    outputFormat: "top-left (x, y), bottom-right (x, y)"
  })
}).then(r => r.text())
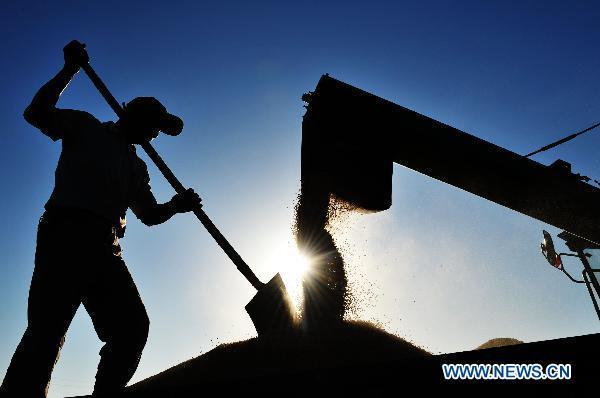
top-left (123, 97), bottom-right (183, 136)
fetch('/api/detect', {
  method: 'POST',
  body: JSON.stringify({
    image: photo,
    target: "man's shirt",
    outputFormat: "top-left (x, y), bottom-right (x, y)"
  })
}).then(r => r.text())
top-left (40, 109), bottom-right (156, 231)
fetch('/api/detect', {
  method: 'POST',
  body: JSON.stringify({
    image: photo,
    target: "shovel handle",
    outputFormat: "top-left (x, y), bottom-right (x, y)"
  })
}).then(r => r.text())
top-left (81, 62), bottom-right (264, 291)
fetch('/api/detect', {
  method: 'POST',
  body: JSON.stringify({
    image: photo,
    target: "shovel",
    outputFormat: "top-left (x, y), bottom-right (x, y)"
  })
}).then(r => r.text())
top-left (79, 58), bottom-right (295, 337)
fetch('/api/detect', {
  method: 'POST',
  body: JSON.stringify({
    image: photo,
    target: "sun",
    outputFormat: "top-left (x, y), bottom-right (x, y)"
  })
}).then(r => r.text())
top-left (263, 240), bottom-right (312, 312)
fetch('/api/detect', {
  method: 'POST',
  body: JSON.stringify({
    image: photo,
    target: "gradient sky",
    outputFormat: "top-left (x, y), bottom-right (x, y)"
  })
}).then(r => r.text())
top-left (1, 1), bottom-right (600, 396)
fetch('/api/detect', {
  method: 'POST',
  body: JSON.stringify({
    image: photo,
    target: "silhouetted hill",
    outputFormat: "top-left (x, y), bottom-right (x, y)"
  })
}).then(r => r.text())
top-left (126, 320), bottom-right (428, 396)
top-left (476, 337), bottom-right (524, 349)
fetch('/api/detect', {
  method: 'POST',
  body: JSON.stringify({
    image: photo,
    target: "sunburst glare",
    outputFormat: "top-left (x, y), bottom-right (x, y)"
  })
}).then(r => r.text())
top-left (263, 240), bottom-right (312, 313)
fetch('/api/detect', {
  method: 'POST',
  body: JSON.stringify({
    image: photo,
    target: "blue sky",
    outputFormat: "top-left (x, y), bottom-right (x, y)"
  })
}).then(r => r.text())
top-left (1, 1), bottom-right (599, 396)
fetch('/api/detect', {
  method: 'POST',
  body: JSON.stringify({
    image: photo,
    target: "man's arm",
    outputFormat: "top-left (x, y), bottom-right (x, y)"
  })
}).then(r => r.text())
top-left (23, 41), bottom-right (89, 136)
top-left (131, 186), bottom-right (202, 227)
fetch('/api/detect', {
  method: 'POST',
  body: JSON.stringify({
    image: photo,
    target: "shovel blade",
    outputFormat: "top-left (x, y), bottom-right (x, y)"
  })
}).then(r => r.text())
top-left (245, 273), bottom-right (296, 336)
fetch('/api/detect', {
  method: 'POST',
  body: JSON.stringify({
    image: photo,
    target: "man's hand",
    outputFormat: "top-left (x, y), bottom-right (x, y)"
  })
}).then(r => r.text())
top-left (169, 188), bottom-right (202, 213)
top-left (63, 40), bottom-right (89, 70)
top-left (23, 41), bottom-right (89, 132)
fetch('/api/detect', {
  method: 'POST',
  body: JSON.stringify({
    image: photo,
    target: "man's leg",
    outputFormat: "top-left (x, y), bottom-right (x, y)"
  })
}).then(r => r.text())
top-left (83, 251), bottom-right (149, 396)
top-left (0, 221), bottom-right (80, 398)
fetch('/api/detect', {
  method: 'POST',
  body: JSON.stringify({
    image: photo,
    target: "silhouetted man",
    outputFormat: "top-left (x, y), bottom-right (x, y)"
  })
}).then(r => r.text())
top-left (0, 41), bottom-right (201, 397)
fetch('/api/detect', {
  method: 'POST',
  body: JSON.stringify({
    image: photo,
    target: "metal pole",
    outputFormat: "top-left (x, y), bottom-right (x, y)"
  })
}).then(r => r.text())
top-left (577, 249), bottom-right (600, 304)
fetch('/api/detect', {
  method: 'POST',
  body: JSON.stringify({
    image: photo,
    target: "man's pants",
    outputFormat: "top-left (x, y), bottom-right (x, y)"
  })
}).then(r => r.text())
top-left (0, 208), bottom-right (149, 397)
